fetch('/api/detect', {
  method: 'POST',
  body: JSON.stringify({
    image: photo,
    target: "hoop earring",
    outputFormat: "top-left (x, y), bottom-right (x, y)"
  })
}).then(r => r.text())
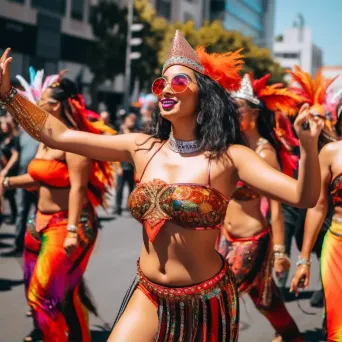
top-left (197, 111), bottom-right (203, 125)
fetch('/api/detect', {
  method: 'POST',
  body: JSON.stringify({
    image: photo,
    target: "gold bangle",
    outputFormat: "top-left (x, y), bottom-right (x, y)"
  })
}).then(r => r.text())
top-left (2, 89), bottom-right (49, 142)
top-left (66, 232), bottom-right (77, 238)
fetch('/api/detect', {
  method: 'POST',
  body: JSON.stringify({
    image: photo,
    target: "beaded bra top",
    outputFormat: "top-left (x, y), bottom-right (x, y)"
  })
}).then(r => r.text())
top-left (231, 181), bottom-right (260, 201)
top-left (331, 173), bottom-right (342, 206)
top-left (128, 142), bottom-right (229, 242)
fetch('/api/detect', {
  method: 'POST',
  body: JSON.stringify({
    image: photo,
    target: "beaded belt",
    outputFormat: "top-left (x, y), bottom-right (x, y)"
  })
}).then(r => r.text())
top-left (136, 259), bottom-right (231, 301)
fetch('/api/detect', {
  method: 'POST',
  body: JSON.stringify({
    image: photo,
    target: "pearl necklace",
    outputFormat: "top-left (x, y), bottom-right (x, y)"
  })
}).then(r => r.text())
top-left (168, 133), bottom-right (201, 154)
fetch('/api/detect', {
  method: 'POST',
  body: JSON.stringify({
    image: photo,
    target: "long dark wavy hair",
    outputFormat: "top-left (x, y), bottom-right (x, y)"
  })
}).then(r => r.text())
top-left (247, 101), bottom-right (282, 157)
top-left (144, 72), bottom-right (246, 158)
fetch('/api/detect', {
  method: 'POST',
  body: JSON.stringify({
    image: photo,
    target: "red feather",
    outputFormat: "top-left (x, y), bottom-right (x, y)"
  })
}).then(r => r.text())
top-left (196, 47), bottom-right (244, 91)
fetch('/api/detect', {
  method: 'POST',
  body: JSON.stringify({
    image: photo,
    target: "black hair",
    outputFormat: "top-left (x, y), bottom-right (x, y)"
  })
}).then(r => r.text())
top-left (48, 78), bottom-right (79, 128)
top-left (247, 101), bottom-right (281, 156)
top-left (144, 72), bottom-right (245, 158)
top-left (335, 97), bottom-right (342, 137)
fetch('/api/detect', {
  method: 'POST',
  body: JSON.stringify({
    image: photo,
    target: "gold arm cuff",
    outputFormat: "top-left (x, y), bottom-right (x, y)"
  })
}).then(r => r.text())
top-left (4, 92), bottom-right (49, 142)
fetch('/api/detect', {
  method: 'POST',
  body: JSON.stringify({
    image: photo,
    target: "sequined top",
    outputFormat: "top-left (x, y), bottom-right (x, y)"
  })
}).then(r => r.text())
top-left (231, 181), bottom-right (260, 201)
top-left (331, 173), bottom-right (342, 206)
top-left (128, 142), bottom-right (228, 242)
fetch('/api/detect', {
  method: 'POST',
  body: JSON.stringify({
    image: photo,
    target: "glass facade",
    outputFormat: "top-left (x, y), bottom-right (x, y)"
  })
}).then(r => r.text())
top-left (225, 0), bottom-right (263, 34)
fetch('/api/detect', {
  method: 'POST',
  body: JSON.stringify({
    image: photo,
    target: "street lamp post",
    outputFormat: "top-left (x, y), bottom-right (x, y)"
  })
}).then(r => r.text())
top-left (123, 0), bottom-right (134, 114)
top-left (123, 0), bottom-right (143, 114)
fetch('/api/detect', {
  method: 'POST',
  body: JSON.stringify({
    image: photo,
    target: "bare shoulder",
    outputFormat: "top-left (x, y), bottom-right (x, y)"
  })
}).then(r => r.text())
top-left (320, 140), bottom-right (342, 156)
top-left (227, 144), bottom-right (255, 163)
top-left (258, 145), bottom-right (278, 167)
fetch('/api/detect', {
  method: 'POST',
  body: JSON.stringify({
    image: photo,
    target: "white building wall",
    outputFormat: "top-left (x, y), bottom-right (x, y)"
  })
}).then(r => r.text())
top-left (273, 27), bottom-right (322, 75)
top-left (322, 67), bottom-right (342, 92)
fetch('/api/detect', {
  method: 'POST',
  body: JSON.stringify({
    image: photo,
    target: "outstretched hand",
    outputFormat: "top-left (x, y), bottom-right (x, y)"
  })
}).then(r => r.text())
top-left (0, 48), bottom-right (12, 99)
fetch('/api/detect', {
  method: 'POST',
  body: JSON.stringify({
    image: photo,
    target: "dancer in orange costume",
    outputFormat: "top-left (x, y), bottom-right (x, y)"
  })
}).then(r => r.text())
top-left (0, 73), bottom-right (113, 342)
top-left (0, 31), bottom-right (323, 341)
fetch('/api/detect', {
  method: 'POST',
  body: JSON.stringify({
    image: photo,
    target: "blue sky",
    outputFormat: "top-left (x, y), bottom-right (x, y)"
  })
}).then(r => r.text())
top-left (275, 0), bottom-right (342, 66)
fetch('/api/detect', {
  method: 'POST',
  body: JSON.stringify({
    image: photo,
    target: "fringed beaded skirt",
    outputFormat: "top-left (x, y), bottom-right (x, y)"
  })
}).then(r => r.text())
top-left (114, 258), bottom-right (239, 342)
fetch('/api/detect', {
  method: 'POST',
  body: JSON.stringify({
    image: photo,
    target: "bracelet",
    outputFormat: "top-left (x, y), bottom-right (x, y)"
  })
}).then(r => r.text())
top-left (273, 244), bottom-right (285, 253)
top-left (67, 224), bottom-right (77, 233)
top-left (0, 87), bottom-right (17, 108)
top-left (66, 232), bottom-right (78, 239)
top-left (2, 177), bottom-right (10, 188)
top-left (296, 257), bottom-right (312, 267)
top-left (274, 252), bottom-right (289, 260)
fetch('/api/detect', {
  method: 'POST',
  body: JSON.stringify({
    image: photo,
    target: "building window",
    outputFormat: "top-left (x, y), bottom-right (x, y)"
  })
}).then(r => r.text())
top-left (8, 0), bottom-right (25, 4)
top-left (226, 0), bottom-right (263, 32)
top-left (32, 0), bottom-right (66, 15)
top-left (275, 52), bottom-right (299, 59)
top-left (71, 0), bottom-right (84, 21)
top-left (242, 0), bottom-right (263, 14)
top-left (210, 0), bottom-right (225, 20)
top-left (156, 0), bottom-right (171, 20)
top-left (184, 12), bottom-right (194, 22)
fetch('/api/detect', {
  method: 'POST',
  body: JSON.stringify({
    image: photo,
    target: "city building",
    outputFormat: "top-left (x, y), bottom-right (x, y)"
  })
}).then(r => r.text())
top-left (273, 25), bottom-right (323, 76)
top-left (150, 0), bottom-right (275, 51)
top-left (321, 66), bottom-right (342, 92)
top-left (0, 0), bottom-right (122, 111)
top-left (148, 0), bottom-right (208, 28)
top-left (209, 0), bottom-right (275, 51)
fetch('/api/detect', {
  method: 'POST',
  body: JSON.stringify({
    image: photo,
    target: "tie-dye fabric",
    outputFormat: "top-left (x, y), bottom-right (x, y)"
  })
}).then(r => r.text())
top-left (321, 220), bottom-right (342, 342)
top-left (23, 205), bottom-right (98, 342)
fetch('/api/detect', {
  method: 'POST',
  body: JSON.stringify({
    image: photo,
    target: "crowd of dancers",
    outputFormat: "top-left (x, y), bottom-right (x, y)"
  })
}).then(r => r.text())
top-left (0, 30), bottom-right (342, 341)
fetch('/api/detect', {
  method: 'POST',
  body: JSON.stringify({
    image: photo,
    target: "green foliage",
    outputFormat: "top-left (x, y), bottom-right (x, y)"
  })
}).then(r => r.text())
top-left (88, 1), bottom-right (126, 83)
top-left (87, 1), bottom-right (286, 106)
top-left (158, 21), bottom-right (286, 83)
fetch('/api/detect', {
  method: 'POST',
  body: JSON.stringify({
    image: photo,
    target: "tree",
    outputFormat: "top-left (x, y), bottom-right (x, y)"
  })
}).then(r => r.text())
top-left (88, 1), bottom-right (126, 109)
top-left (159, 21), bottom-right (286, 84)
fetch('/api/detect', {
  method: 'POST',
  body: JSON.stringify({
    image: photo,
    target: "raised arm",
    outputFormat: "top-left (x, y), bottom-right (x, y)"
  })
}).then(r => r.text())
top-left (0, 49), bottom-right (138, 163)
top-left (230, 104), bottom-right (323, 208)
top-left (290, 143), bottom-right (332, 294)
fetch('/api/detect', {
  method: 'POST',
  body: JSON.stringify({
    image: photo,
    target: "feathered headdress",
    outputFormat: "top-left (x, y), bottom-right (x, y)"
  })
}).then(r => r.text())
top-left (249, 73), bottom-right (302, 176)
top-left (163, 30), bottom-right (244, 91)
top-left (250, 73), bottom-right (304, 114)
top-left (16, 67), bottom-right (67, 104)
top-left (287, 65), bottom-right (338, 121)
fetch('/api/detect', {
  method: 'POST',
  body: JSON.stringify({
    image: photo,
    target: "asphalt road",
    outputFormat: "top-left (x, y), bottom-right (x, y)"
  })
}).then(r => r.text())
top-left (0, 207), bottom-right (325, 342)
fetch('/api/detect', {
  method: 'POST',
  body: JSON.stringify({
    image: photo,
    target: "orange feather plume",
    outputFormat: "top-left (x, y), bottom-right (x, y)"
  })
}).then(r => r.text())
top-left (195, 47), bottom-right (244, 91)
top-left (287, 65), bottom-right (338, 116)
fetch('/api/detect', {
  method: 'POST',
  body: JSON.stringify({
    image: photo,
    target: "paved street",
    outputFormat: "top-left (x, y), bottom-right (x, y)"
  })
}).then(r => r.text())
top-left (0, 208), bottom-right (325, 342)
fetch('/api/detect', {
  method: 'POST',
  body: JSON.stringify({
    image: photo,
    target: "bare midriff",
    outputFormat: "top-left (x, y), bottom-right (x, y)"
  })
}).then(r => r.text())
top-left (36, 185), bottom-right (88, 214)
top-left (139, 221), bottom-right (222, 286)
top-left (225, 197), bottom-right (268, 238)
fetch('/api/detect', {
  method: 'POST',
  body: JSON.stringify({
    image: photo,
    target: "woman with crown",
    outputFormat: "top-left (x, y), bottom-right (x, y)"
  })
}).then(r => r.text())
top-left (0, 31), bottom-right (323, 341)
top-left (217, 73), bottom-right (304, 341)
top-left (0, 67), bottom-right (113, 342)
